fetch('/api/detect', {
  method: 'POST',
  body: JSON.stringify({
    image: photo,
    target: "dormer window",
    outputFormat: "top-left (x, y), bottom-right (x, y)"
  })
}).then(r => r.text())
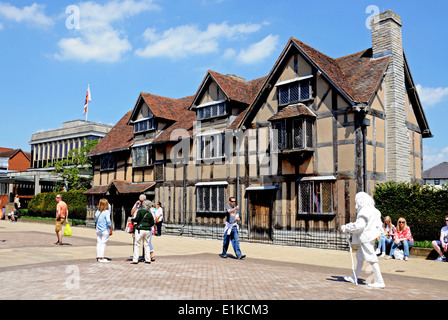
top-left (276, 75), bottom-right (312, 106)
top-left (134, 117), bottom-right (156, 133)
top-left (196, 100), bottom-right (227, 120)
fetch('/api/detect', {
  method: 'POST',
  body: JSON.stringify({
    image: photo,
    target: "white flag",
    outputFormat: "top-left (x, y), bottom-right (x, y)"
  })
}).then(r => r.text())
top-left (83, 84), bottom-right (91, 115)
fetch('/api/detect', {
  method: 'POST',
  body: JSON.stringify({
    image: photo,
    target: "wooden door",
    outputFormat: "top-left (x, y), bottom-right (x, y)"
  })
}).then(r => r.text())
top-left (249, 191), bottom-right (273, 241)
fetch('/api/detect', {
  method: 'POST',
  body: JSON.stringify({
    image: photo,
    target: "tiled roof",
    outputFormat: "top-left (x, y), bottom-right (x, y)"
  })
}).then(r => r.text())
top-left (240, 37), bottom-right (393, 128)
top-left (84, 180), bottom-right (155, 195)
top-left (291, 38), bottom-right (359, 102)
top-left (423, 162), bottom-right (448, 180)
top-left (268, 103), bottom-right (316, 121)
top-left (0, 149), bottom-right (31, 161)
top-left (335, 48), bottom-right (390, 103)
top-left (87, 111), bottom-right (133, 157)
top-left (152, 95), bottom-right (196, 144)
top-left (140, 93), bottom-right (187, 122)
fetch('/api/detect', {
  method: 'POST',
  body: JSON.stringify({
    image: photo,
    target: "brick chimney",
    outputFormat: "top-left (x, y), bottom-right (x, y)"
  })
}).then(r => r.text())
top-left (370, 10), bottom-right (410, 182)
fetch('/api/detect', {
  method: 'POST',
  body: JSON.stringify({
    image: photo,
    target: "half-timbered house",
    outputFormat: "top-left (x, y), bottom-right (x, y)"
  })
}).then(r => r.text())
top-left (86, 10), bottom-right (431, 248)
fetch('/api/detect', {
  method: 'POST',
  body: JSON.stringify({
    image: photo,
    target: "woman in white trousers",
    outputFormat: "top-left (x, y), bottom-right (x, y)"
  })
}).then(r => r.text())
top-left (95, 199), bottom-right (112, 263)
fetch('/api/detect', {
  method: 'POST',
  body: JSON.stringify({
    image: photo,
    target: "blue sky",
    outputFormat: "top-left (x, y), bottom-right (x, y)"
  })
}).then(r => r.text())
top-left (0, 0), bottom-right (447, 170)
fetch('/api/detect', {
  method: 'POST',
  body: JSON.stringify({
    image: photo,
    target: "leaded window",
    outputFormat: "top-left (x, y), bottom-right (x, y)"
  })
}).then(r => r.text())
top-left (197, 102), bottom-right (226, 120)
top-left (132, 145), bottom-right (153, 167)
top-left (197, 132), bottom-right (225, 160)
top-left (298, 181), bottom-right (333, 214)
top-left (278, 79), bottom-right (311, 105)
top-left (196, 185), bottom-right (226, 213)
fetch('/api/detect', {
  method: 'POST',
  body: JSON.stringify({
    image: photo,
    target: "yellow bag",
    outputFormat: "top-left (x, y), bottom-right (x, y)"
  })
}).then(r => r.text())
top-left (64, 223), bottom-right (73, 236)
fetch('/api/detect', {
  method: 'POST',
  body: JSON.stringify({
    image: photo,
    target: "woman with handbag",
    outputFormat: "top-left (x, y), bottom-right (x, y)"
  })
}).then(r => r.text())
top-left (95, 198), bottom-right (112, 263)
top-left (155, 201), bottom-right (164, 236)
top-left (387, 217), bottom-right (414, 261)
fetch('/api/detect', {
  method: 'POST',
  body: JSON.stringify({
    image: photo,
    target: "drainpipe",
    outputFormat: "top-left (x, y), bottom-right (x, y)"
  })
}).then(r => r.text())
top-left (361, 117), bottom-right (370, 192)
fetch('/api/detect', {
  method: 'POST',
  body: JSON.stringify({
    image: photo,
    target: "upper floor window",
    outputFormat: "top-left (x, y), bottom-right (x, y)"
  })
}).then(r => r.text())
top-left (133, 144), bottom-right (154, 167)
top-left (277, 76), bottom-right (312, 106)
top-left (100, 154), bottom-right (115, 171)
top-left (197, 132), bottom-right (225, 160)
top-left (134, 117), bottom-right (155, 134)
top-left (272, 118), bottom-right (314, 151)
top-left (197, 101), bottom-right (226, 120)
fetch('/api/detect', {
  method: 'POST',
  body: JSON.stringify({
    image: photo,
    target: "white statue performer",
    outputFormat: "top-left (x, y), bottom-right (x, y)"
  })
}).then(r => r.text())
top-left (341, 192), bottom-right (386, 289)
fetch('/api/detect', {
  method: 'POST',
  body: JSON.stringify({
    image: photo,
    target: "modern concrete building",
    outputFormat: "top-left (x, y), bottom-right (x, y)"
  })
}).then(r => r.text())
top-left (29, 120), bottom-right (113, 170)
top-left (0, 120), bottom-right (113, 208)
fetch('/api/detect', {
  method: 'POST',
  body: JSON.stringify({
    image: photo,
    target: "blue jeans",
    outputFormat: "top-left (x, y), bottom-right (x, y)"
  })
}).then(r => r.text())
top-left (390, 239), bottom-right (414, 258)
top-left (377, 235), bottom-right (393, 254)
top-left (222, 227), bottom-right (243, 258)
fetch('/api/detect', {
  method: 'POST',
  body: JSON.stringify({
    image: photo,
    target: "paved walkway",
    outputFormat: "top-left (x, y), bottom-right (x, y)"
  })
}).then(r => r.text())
top-left (1, 220), bottom-right (447, 303)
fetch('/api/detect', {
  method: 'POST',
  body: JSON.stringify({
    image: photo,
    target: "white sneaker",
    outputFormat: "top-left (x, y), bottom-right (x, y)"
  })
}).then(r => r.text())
top-left (343, 276), bottom-right (357, 284)
top-left (375, 248), bottom-right (381, 255)
top-left (98, 258), bottom-right (109, 263)
top-left (380, 252), bottom-right (385, 258)
top-left (368, 282), bottom-right (385, 289)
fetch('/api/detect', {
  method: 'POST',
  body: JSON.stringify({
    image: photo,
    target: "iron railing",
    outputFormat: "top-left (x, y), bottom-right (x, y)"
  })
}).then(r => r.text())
top-left (162, 212), bottom-right (349, 251)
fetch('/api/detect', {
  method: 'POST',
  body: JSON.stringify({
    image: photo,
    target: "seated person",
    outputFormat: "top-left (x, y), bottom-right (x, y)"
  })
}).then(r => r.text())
top-left (432, 215), bottom-right (448, 262)
top-left (387, 217), bottom-right (414, 261)
top-left (8, 209), bottom-right (20, 222)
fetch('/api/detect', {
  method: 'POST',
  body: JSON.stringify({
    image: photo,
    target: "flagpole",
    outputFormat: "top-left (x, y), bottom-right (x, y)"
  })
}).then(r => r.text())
top-left (86, 83), bottom-right (89, 122)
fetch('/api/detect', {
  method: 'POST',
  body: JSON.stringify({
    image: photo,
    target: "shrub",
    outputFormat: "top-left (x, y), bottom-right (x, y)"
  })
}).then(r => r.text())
top-left (28, 191), bottom-right (87, 220)
top-left (374, 182), bottom-right (448, 241)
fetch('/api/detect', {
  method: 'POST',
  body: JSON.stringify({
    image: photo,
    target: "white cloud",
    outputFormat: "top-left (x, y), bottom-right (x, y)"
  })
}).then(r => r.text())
top-left (236, 34), bottom-right (279, 64)
top-left (423, 145), bottom-right (448, 170)
top-left (135, 21), bottom-right (264, 60)
top-left (54, 0), bottom-right (160, 63)
top-left (0, 2), bottom-right (54, 27)
top-left (416, 84), bottom-right (448, 108)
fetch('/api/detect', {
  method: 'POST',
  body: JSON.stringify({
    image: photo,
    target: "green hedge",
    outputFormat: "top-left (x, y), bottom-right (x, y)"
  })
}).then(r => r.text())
top-left (374, 182), bottom-right (448, 241)
top-left (27, 191), bottom-right (87, 220)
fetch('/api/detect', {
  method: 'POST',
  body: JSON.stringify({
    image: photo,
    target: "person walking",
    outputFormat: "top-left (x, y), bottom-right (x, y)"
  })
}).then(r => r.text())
top-left (54, 194), bottom-right (68, 246)
top-left (155, 201), bottom-right (164, 236)
top-left (95, 198), bottom-right (112, 263)
top-left (341, 192), bottom-right (386, 289)
top-left (131, 200), bottom-right (155, 264)
top-left (219, 197), bottom-right (246, 260)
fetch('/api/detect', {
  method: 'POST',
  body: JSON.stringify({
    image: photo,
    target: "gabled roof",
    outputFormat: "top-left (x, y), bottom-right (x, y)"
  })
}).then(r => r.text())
top-left (131, 92), bottom-right (185, 122)
top-left (87, 111), bottom-right (134, 157)
top-left (0, 148), bottom-right (31, 161)
top-left (190, 70), bottom-right (267, 109)
top-left (240, 37), bottom-right (408, 129)
top-left (423, 162), bottom-right (448, 180)
top-left (152, 95), bottom-right (196, 144)
top-left (84, 180), bottom-right (155, 195)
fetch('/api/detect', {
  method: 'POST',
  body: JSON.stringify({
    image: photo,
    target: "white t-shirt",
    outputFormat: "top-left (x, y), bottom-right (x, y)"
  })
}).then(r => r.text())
top-left (441, 225), bottom-right (448, 244)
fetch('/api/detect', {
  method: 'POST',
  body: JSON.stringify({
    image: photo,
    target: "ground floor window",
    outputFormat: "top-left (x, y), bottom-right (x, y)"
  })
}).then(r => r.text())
top-left (298, 180), bottom-right (333, 214)
top-left (196, 184), bottom-right (226, 213)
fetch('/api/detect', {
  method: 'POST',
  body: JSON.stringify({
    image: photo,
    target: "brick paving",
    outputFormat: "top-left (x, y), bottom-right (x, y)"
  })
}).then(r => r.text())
top-left (1, 221), bottom-right (447, 304)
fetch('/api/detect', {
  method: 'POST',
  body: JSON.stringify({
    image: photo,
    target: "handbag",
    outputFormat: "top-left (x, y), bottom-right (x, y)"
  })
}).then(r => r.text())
top-left (64, 223), bottom-right (73, 236)
top-left (126, 217), bottom-right (135, 233)
top-left (393, 249), bottom-right (404, 260)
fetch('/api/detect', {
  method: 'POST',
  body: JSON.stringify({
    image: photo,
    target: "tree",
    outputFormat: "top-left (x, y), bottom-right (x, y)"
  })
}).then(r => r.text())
top-left (48, 139), bottom-right (99, 191)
